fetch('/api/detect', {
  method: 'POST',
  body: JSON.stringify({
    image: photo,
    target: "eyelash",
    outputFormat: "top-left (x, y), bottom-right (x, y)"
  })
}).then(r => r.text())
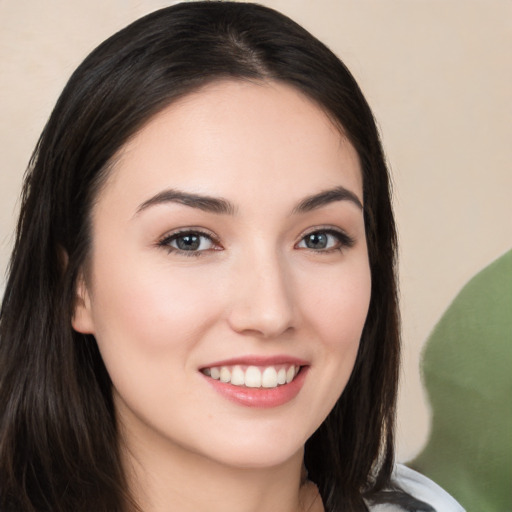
top-left (295, 227), bottom-right (355, 253)
top-left (157, 227), bottom-right (355, 257)
top-left (157, 229), bottom-right (221, 257)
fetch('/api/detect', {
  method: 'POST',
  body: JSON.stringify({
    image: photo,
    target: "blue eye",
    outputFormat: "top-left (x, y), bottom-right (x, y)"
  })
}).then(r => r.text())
top-left (297, 229), bottom-right (354, 251)
top-left (159, 230), bottom-right (218, 254)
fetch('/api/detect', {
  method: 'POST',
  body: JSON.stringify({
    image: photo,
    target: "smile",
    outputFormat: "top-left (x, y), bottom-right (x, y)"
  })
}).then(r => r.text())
top-left (201, 364), bottom-right (301, 389)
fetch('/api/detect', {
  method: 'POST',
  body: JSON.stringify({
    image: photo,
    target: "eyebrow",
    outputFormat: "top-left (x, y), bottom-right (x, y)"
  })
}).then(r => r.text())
top-left (135, 185), bottom-right (363, 217)
top-left (292, 186), bottom-right (363, 213)
top-left (136, 189), bottom-right (236, 215)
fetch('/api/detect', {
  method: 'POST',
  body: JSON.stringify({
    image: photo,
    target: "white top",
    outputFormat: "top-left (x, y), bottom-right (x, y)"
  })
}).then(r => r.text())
top-left (368, 464), bottom-right (466, 512)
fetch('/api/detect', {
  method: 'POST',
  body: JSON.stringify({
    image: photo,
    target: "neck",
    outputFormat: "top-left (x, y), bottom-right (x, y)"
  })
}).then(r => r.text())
top-left (120, 423), bottom-right (319, 512)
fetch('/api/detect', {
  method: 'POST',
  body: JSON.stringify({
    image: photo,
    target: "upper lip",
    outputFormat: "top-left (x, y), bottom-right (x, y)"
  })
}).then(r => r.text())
top-left (200, 355), bottom-right (309, 369)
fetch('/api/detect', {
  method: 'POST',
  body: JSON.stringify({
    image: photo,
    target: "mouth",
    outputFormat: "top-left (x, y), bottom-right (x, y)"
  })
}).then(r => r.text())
top-left (201, 364), bottom-right (302, 389)
top-left (199, 356), bottom-right (309, 408)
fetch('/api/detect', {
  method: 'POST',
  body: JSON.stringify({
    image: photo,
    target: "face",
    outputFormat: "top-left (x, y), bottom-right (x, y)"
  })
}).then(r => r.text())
top-left (73, 80), bottom-right (371, 470)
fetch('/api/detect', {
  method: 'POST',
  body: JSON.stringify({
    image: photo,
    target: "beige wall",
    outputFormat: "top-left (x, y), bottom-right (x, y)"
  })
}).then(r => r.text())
top-left (1, 0), bottom-right (511, 462)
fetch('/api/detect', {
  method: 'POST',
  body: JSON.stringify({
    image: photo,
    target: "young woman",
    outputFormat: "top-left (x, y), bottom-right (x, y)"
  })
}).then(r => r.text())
top-left (0, 2), bottom-right (464, 511)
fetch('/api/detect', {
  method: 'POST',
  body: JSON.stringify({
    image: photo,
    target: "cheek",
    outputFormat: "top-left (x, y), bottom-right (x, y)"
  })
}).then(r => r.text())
top-left (297, 257), bottom-right (371, 418)
top-left (88, 255), bottom-right (222, 360)
top-left (302, 260), bottom-right (371, 348)
top-left (87, 260), bottom-right (223, 426)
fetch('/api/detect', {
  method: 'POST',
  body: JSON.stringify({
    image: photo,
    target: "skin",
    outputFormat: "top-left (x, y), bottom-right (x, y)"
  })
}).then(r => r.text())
top-left (73, 80), bottom-right (371, 512)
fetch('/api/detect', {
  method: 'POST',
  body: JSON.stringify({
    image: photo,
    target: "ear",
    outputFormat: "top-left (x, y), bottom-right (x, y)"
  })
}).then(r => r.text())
top-left (72, 274), bottom-right (95, 334)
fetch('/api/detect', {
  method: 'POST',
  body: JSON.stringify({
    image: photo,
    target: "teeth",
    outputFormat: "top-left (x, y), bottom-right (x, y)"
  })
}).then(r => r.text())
top-left (203, 364), bottom-right (301, 389)
top-left (231, 366), bottom-right (245, 386)
top-left (262, 367), bottom-right (278, 388)
top-left (245, 366), bottom-right (262, 388)
top-left (219, 366), bottom-right (231, 383)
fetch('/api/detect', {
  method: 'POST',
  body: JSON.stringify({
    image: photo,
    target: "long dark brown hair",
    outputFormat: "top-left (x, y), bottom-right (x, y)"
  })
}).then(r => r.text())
top-left (1, 3), bottom-right (401, 511)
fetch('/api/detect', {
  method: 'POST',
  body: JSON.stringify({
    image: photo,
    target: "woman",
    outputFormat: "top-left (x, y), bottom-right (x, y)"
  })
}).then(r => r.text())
top-left (0, 2), bottom-right (464, 511)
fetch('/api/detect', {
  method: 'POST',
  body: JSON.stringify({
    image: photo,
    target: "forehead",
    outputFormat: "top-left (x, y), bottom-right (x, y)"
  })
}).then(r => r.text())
top-left (101, 79), bottom-right (363, 209)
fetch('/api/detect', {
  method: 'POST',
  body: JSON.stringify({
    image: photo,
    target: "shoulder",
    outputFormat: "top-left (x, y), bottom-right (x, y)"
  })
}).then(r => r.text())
top-left (367, 464), bottom-right (466, 512)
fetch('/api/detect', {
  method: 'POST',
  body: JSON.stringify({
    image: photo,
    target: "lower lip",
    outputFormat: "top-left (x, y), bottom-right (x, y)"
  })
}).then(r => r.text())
top-left (202, 367), bottom-right (308, 408)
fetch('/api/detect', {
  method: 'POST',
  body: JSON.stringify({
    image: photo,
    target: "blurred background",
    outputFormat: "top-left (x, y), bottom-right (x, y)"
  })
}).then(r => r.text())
top-left (1, 0), bottom-right (511, 496)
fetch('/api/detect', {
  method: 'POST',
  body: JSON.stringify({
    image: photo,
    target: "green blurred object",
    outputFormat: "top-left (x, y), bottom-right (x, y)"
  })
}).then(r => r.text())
top-left (412, 249), bottom-right (512, 512)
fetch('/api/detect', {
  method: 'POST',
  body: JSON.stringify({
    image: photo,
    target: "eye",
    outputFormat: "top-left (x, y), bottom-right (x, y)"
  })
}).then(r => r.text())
top-left (158, 230), bottom-right (220, 255)
top-left (296, 229), bottom-right (354, 252)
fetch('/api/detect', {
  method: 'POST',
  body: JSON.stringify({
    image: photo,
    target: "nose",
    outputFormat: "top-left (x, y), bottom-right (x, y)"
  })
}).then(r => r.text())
top-left (226, 250), bottom-right (295, 339)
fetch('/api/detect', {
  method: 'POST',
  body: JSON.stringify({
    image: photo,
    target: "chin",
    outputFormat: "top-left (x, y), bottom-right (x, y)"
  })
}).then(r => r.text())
top-left (206, 443), bottom-right (303, 470)
top-left (185, 427), bottom-right (308, 470)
